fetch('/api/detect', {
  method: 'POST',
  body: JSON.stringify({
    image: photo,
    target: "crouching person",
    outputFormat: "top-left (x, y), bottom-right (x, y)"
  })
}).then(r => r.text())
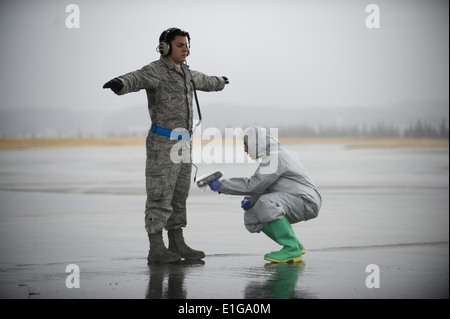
top-left (209, 126), bottom-right (322, 263)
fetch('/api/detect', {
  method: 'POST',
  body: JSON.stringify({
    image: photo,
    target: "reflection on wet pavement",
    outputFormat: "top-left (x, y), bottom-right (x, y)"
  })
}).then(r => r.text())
top-left (146, 260), bottom-right (205, 299)
top-left (244, 262), bottom-right (306, 299)
top-left (145, 260), bottom-right (307, 299)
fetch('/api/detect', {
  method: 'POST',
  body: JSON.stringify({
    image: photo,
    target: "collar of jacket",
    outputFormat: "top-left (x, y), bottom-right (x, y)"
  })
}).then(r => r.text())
top-left (159, 56), bottom-right (190, 72)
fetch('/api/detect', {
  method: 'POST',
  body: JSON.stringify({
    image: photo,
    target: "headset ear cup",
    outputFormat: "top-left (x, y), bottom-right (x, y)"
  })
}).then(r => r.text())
top-left (159, 42), bottom-right (170, 56)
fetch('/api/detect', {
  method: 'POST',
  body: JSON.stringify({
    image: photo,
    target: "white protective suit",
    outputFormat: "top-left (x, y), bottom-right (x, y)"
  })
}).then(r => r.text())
top-left (219, 127), bottom-right (322, 233)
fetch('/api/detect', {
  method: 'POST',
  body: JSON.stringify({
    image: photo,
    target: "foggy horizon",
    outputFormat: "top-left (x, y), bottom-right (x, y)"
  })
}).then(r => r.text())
top-left (0, 100), bottom-right (447, 138)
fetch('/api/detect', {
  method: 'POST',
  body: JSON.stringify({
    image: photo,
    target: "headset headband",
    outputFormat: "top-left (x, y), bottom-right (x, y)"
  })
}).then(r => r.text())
top-left (162, 28), bottom-right (190, 44)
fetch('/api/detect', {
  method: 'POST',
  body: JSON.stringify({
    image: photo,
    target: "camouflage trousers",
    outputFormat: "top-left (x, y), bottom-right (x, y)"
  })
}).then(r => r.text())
top-left (144, 143), bottom-right (191, 234)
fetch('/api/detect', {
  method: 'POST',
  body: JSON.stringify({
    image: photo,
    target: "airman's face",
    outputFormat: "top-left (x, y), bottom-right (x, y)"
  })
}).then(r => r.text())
top-left (168, 35), bottom-right (189, 65)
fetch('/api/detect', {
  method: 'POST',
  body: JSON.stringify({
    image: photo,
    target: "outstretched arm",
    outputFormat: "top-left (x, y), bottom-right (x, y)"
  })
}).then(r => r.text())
top-left (103, 64), bottom-right (160, 95)
top-left (191, 70), bottom-right (229, 92)
top-left (219, 168), bottom-right (280, 196)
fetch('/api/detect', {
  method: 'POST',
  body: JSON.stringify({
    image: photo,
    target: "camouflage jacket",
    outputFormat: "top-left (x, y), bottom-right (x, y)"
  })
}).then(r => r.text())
top-left (117, 56), bottom-right (226, 149)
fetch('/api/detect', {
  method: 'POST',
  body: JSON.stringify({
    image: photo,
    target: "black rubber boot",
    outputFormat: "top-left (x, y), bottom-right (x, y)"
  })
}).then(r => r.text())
top-left (168, 228), bottom-right (205, 260)
top-left (147, 232), bottom-right (182, 264)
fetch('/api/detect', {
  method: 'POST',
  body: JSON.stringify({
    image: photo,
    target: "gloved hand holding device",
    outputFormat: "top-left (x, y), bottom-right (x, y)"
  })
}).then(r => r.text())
top-left (209, 179), bottom-right (222, 192)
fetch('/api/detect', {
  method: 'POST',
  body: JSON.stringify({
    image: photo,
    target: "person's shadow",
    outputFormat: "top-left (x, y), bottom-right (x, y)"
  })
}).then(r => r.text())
top-left (145, 260), bottom-right (205, 299)
top-left (244, 262), bottom-right (309, 299)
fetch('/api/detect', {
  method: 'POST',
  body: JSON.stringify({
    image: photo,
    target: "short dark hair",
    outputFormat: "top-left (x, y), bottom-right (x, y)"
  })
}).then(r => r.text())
top-left (159, 28), bottom-right (190, 45)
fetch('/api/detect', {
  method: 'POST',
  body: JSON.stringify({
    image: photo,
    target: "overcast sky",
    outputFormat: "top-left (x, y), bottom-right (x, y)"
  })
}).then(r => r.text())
top-left (0, 0), bottom-right (448, 121)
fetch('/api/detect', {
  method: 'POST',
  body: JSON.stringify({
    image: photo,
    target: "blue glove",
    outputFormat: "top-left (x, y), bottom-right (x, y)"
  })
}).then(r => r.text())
top-left (209, 179), bottom-right (222, 192)
top-left (241, 199), bottom-right (251, 211)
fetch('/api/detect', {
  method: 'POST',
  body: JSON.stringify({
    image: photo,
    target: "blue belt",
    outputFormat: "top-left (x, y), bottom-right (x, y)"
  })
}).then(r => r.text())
top-left (150, 124), bottom-right (191, 140)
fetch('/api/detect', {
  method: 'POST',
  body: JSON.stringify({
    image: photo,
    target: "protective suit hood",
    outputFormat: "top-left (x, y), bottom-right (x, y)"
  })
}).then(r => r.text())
top-left (243, 126), bottom-right (279, 160)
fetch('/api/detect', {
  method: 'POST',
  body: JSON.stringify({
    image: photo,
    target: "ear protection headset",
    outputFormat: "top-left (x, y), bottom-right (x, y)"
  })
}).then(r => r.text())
top-left (157, 27), bottom-right (191, 56)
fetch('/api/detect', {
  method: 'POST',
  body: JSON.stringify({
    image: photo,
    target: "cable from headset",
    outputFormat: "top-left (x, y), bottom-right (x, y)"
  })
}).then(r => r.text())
top-left (192, 162), bottom-right (199, 183)
top-left (190, 76), bottom-right (202, 134)
top-left (189, 71), bottom-right (201, 183)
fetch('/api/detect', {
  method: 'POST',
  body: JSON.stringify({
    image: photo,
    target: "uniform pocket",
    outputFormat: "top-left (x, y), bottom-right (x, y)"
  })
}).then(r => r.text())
top-left (147, 173), bottom-right (166, 202)
top-left (145, 150), bottom-right (171, 202)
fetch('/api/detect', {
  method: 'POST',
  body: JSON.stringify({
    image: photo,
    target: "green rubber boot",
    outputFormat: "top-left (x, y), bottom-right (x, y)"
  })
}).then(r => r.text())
top-left (262, 217), bottom-right (306, 255)
top-left (297, 239), bottom-right (306, 255)
top-left (262, 216), bottom-right (302, 263)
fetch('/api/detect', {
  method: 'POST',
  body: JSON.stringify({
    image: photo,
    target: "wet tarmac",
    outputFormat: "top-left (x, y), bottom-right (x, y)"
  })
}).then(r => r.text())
top-left (0, 143), bottom-right (448, 299)
top-left (0, 242), bottom-right (448, 299)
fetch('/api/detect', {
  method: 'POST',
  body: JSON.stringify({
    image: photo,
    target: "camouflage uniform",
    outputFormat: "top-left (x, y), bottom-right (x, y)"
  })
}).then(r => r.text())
top-left (116, 56), bottom-right (226, 234)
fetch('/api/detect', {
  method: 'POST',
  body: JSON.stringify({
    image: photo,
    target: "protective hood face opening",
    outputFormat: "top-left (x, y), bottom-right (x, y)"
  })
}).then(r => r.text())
top-left (243, 126), bottom-right (278, 160)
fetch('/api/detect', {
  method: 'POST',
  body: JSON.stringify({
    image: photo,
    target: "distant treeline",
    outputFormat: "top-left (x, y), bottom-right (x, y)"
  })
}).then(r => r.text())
top-left (277, 119), bottom-right (449, 138)
top-left (105, 119), bottom-right (449, 139)
top-left (7, 119), bottom-right (448, 139)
